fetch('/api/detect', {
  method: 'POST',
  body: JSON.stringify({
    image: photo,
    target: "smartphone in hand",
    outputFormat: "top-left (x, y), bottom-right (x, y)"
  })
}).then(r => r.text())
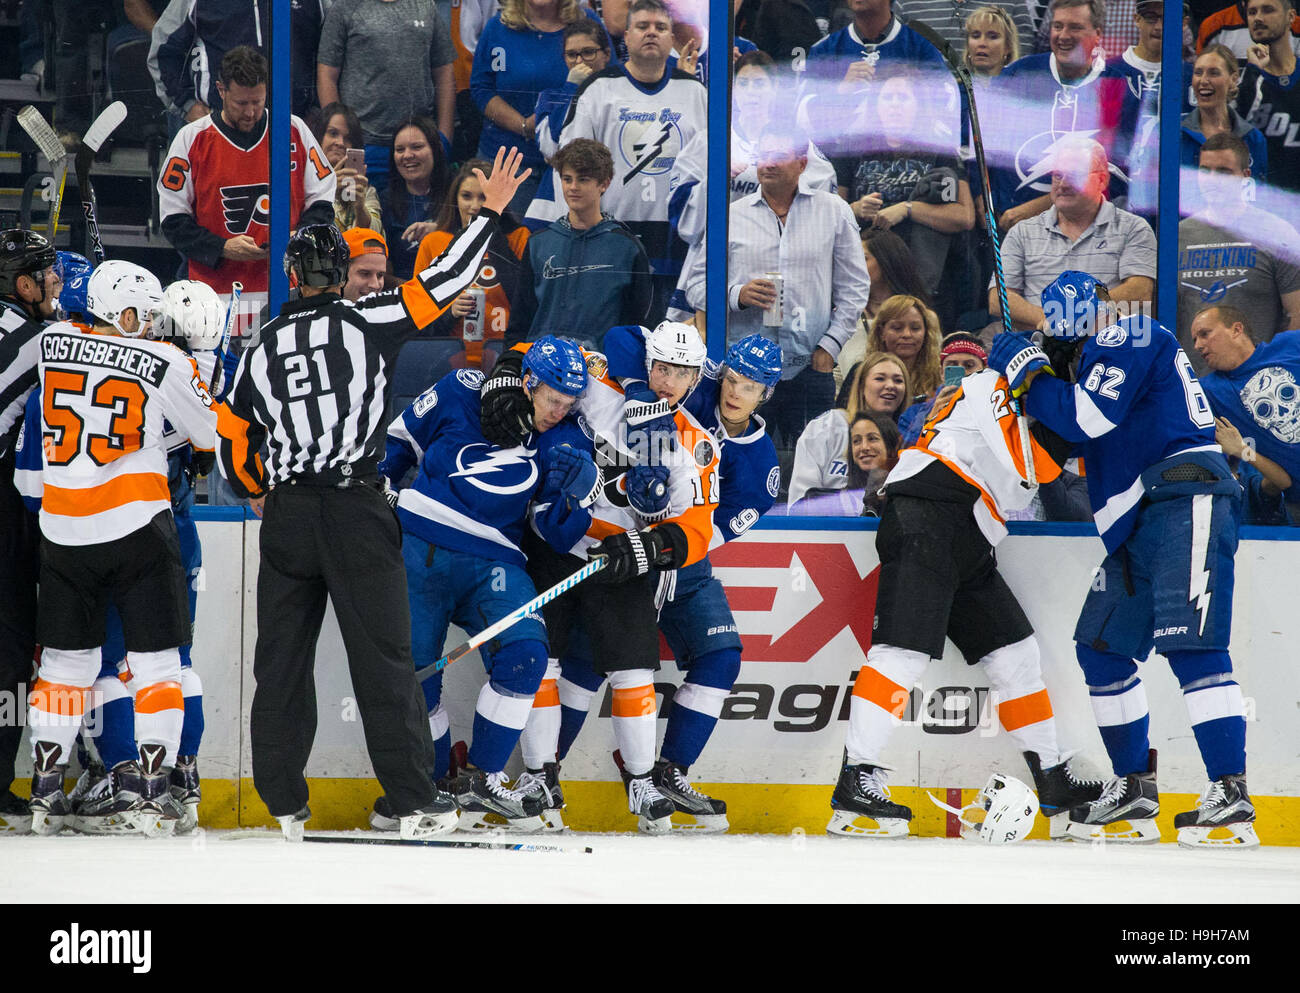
top-left (345, 148), bottom-right (366, 173)
top-left (943, 364), bottom-right (966, 388)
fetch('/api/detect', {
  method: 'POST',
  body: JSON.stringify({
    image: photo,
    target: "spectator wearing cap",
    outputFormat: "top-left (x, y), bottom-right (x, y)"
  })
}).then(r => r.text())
top-left (1177, 132), bottom-right (1300, 368)
top-left (342, 227), bottom-right (390, 301)
top-left (991, 137), bottom-right (1156, 333)
top-left (897, 331), bottom-right (988, 446)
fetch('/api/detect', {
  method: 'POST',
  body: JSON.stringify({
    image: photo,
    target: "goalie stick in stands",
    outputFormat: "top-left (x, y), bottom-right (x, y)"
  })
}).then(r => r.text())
top-left (822, 331), bottom-right (1104, 839)
top-left (989, 271), bottom-right (1258, 848)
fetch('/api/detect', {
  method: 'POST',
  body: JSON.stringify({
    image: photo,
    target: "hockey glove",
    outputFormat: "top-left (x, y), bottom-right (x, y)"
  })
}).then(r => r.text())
top-left (543, 443), bottom-right (602, 509)
top-left (623, 382), bottom-right (677, 456)
top-left (588, 527), bottom-right (670, 584)
top-left (480, 350), bottom-right (534, 448)
top-left (988, 331), bottom-right (1051, 397)
top-left (625, 462), bottom-right (671, 522)
top-left (382, 479), bottom-right (400, 508)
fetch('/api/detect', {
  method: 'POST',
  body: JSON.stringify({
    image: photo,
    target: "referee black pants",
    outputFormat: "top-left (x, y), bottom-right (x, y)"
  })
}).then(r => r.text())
top-left (250, 483), bottom-right (436, 818)
top-left (0, 450), bottom-right (38, 794)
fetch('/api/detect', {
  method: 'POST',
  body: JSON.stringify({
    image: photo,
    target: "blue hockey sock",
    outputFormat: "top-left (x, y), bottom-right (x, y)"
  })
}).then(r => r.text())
top-left (1168, 652), bottom-right (1245, 780)
top-left (659, 649), bottom-right (740, 768)
top-left (432, 729), bottom-right (452, 782)
top-left (467, 641), bottom-right (547, 773)
top-left (94, 695), bottom-right (137, 770)
top-left (556, 705), bottom-right (590, 763)
top-left (1076, 644), bottom-right (1150, 777)
top-left (178, 667), bottom-right (204, 756)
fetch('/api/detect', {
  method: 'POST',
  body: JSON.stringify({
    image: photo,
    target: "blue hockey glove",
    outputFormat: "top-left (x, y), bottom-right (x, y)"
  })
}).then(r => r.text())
top-left (988, 331), bottom-right (1051, 397)
top-left (543, 444), bottom-right (602, 509)
top-left (623, 382), bottom-right (677, 455)
top-left (625, 462), bottom-right (671, 522)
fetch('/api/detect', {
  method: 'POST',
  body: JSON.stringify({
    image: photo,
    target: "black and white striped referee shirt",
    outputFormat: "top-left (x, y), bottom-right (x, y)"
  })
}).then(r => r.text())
top-left (0, 302), bottom-right (42, 457)
top-left (216, 210), bottom-right (499, 497)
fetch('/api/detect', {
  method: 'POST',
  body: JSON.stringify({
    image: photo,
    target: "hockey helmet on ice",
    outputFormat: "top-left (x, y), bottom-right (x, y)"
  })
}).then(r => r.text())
top-left (929, 773), bottom-right (1040, 844)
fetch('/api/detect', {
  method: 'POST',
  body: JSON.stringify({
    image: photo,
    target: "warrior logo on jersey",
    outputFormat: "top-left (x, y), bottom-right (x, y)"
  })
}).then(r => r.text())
top-left (617, 108), bottom-right (684, 182)
top-left (221, 184), bottom-right (271, 234)
top-left (1240, 366), bottom-right (1300, 443)
top-left (449, 443), bottom-right (539, 494)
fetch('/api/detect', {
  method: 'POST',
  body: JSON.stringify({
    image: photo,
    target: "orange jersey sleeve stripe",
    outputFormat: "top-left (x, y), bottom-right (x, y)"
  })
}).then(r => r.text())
top-left (43, 472), bottom-right (170, 517)
top-left (533, 680), bottom-right (560, 709)
top-left (851, 666), bottom-right (910, 719)
top-left (610, 684), bottom-right (656, 718)
top-left (216, 402), bottom-right (266, 496)
top-left (399, 280), bottom-right (451, 329)
top-left (29, 679), bottom-right (88, 717)
top-left (998, 688), bottom-right (1054, 732)
top-left (135, 681), bottom-right (184, 714)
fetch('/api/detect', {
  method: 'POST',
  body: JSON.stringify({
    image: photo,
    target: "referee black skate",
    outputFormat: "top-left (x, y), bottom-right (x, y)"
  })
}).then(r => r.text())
top-left (214, 148), bottom-right (531, 840)
top-left (0, 229), bottom-right (61, 832)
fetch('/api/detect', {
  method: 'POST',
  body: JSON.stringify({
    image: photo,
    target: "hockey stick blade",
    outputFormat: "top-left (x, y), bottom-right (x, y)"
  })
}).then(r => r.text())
top-left (82, 101), bottom-right (127, 154)
top-left (302, 834), bottom-right (594, 853)
top-left (413, 557), bottom-right (605, 682)
top-left (75, 104), bottom-right (128, 263)
top-left (16, 105), bottom-right (66, 165)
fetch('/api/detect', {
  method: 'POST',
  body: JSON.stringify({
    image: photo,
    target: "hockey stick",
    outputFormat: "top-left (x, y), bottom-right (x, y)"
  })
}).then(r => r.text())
top-left (212, 281), bottom-right (243, 394)
top-left (17, 105), bottom-right (69, 242)
top-left (302, 835), bottom-right (594, 853)
top-left (412, 557), bottom-right (606, 682)
top-left (905, 20), bottom-right (1037, 488)
top-left (74, 101), bottom-right (128, 264)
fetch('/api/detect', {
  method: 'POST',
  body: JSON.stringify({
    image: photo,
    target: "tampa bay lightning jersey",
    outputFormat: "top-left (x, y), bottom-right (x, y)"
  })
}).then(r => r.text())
top-left (1024, 314), bottom-right (1220, 552)
top-left (1201, 329), bottom-right (1300, 503)
top-left (601, 324), bottom-right (780, 547)
top-left (379, 369), bottom-right (585, 568)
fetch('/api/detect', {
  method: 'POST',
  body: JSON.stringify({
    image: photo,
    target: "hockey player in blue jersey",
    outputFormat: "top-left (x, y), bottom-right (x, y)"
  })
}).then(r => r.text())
top-left (989, 271), bottom-right (1258, 848)
top-left (372, 335), bottom-right (597, 833)
top-left (516, 329), bottom-right (783, 831)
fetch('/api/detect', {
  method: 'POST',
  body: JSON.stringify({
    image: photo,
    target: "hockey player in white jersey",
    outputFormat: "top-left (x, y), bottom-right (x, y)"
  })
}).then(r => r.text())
top-left (24, 261), bottom-right (218, 835)
top-left (827, 360), bottom-right (1104, 839)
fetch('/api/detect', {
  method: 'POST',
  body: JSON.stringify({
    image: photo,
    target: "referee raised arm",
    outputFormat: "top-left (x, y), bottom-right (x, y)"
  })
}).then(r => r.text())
top-left (215, 148), bottom-right (531, 840)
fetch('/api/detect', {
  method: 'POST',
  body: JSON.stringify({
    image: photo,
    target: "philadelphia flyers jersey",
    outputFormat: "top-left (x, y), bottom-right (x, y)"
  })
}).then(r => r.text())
top-left (158, 113), bottom-right (336, 292)
top-left (35, 324), bottom-right (218, 546)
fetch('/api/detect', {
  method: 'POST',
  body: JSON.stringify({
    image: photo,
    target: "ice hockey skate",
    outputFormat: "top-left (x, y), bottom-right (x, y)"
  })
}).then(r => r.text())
top-left (29, 741), bottom-right (71, 835)
top-left (1023, 751), bottom-right (1105, 839)
top-left (369, 791), bottom-right (460, 836)
top-left (1065, 749), bottom-right (1161, 843)
top-left (454, 770), bottom-right (546, 832)
top-left (1174, 775), bottom-right (1259, 849)
top-left (279, 806), bottom-right (310, 842)
top-left (72, 760), bottom-right (154, 835)
top-left (169, 755), bottom-right (201, 835)
top-left (827, 759), bottom-right (912, 838)
top-left (612, 750), bottom-right (675, 833)
top-left (0, 791), bottom-right (32, 833)
top-left (514, 763), bottom-right (566, 831)
top-left (134, 743), bottom-right (178, 837)
top-left (67, 759), bottom-right (107, 808)
top-left (651, 759), bottom-right (728, 833)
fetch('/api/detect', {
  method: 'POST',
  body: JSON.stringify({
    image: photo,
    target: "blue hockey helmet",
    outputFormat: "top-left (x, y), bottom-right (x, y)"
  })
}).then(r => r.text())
top-left (55, 250), bottom-right (93, 319)
top-left (1040, 270), bottom-right (1106, 340)
top-left (523, 335), bottom-right (588, 398)
top-left (723, 333), bottom-right (783, 400)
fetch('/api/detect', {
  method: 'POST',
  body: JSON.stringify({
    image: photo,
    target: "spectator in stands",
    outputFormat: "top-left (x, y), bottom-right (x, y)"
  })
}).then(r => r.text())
top-left (413, 158), bottom-right (531, 364)
top-left (553, 0), bottom-right (706, 321)
top-left (735, 0), bottom-right (825, 65)
top-left (341, 227), bottom-right (390, 301)
top-left (963, 4), bottom-right (1023, 79)
top-left (1192, 304), bottom-right (1299, 519)
top-left (150, 0), bottom-right (324, 135)
top-left (1196, 0), bottom-right (1300, 62)
top-left (897, 0), bottom-right (1035, 56)
top-left (789, 353), bottom-right (911, 504)
top-left (1178, 132), bottom-right (1300, 366)
top-left (899, 331), bottom-right (988, 446)
top-left (867, 293), bottom-right (943, 410)
top-left (789, 410), bottom-right (901, 514)
top-left (158, 46), bottom-right (337, 296)
top-left (991, 137), bottom-right (1155, 331)
top-left (802, 0), bottom-right (949, 87)
top-left (1181, 43), bottom-right (1269, 188)
top-left (835, 229), bottom-right (931, 389)
top-left (834, 63), bottom-right (976, 299)
top-left (1236, 0), bottom-right (1300, 193)
top-left (311, 102), bottom-right (383, 233)
top-left (472, 0), bottom-right (610, 214)
top-left (507, 139), bottom-right (652, 349)
top-left (1100, 0), bottom-right (1139, 58)
top-left (316, 0), bottom-right (456, 197)
top-left (728, 128), bottom-right (872, 451)
top-left (380, 116), bottom-right (453, 280)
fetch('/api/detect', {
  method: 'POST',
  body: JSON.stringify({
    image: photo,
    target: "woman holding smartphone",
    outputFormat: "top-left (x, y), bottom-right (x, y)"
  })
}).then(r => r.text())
top-left (311, 102), bottom-right (383, 232)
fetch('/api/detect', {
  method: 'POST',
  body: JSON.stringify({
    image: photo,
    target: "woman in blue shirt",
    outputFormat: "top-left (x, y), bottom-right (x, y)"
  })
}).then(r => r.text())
top-left (1181, 43), bottom-right (1268, 212)
top-left (380, 116), bottom-right (453, 280)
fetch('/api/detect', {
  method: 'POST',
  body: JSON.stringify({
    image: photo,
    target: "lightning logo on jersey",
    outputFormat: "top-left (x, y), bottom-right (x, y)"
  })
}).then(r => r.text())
top-left (617, 110), bottom-right (683, 181)
top-left (449, 444), bottom-right (539, 494)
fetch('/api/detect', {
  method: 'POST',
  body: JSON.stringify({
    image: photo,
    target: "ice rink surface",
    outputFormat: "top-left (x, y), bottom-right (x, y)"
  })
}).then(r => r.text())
top-left (5, 829), bottom-right (1297, 903)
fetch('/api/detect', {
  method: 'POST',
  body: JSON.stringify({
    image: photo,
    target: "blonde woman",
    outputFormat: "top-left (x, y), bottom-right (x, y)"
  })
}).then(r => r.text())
top-left (1181, 43), bottom-right (1268, 184)
top-left (867, 294), bottom-right (942, 403)
top-left (963, 6), bottom-right (1021, 80)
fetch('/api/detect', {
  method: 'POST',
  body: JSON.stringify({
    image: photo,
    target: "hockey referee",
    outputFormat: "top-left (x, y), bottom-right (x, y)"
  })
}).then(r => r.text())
top-left (214, 148), bottom-right (530, 840)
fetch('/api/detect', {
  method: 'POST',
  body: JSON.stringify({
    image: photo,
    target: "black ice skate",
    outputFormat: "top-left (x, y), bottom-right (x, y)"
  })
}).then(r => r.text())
top-left (72, 760), bottom-right (150, 835)
top-left (613, 749), bottom-right (674, 834)
top-left (455, 770), bottom-right (546, 832)
top-left (1066, 749), bottom-right (1161, 843)
top-left (29, 741), bottom-right (71, 835)
top-left (1023, 751), bottom-right (1105, 839)
top-left (134, 743), bottom-right (178, 838)
top-left (826, 759), bottom-right (912, 838)
top-left (169, 755), bottom-right (201, 835)
top-left (67, 760), bottom-right (107, 809)
top-left (368, 790), bottom-right (460, 837)
top-left (514, 763), bottom-right (566, 831)
top-left (1174, 774), bottom-right (1259, 849)
top-left (0, 790), bottom-right (32, 834)
top-left (652, 759), bottom-right (728, 833)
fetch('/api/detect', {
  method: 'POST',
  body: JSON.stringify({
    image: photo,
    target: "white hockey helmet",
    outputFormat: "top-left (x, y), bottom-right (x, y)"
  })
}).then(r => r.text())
top-left (929, 773), bottom-right (1040, 844)
top-left (160, 279), bottom-right (225, 349)
top-left (644, 320), bottom-right (707, 378)
top-left (85, 260), bottom-right (165, 337)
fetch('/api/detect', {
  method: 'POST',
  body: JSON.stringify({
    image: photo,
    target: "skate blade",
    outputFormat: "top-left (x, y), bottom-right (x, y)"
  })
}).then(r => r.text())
top-left (1177, 823), bottom-right (1260, 849)
top-left (637, 813), bottom-right (673, 835)
top-left (400, 809), bottom-right (459, 839)
top-left (134, 811), bottom-right (177, 838)
top-left (1047, 812), bottom-right (1072, 840)
top-left (458, 810), bottom-right (546, 833)
top-left (825, 809), bottom-right (910, 838)
top-left (73, 813), bottom-right (147, 836)
top-left (669, 811), bottom-right (729, 833)
top-left (173, 802), bottom-right (199, 836)
top-left (279, 819), bottom-right (306, 843)
top-left (29, 810), bottom-right (67, 836)
top-left (540, 808), bottom-right (568, 832)
top-left (1063, 818), bottom-right (1161, 844)
top-left (0, 814), bottom-right (34, 833)
top-left (368, 811), bottom-right (400, 833)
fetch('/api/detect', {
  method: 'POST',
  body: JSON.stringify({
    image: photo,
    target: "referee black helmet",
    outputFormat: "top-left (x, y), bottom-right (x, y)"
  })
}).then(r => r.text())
top-left (284, 224), bottom-right (350, 290)
top-left (0, 228), bottom-right (56, 300)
